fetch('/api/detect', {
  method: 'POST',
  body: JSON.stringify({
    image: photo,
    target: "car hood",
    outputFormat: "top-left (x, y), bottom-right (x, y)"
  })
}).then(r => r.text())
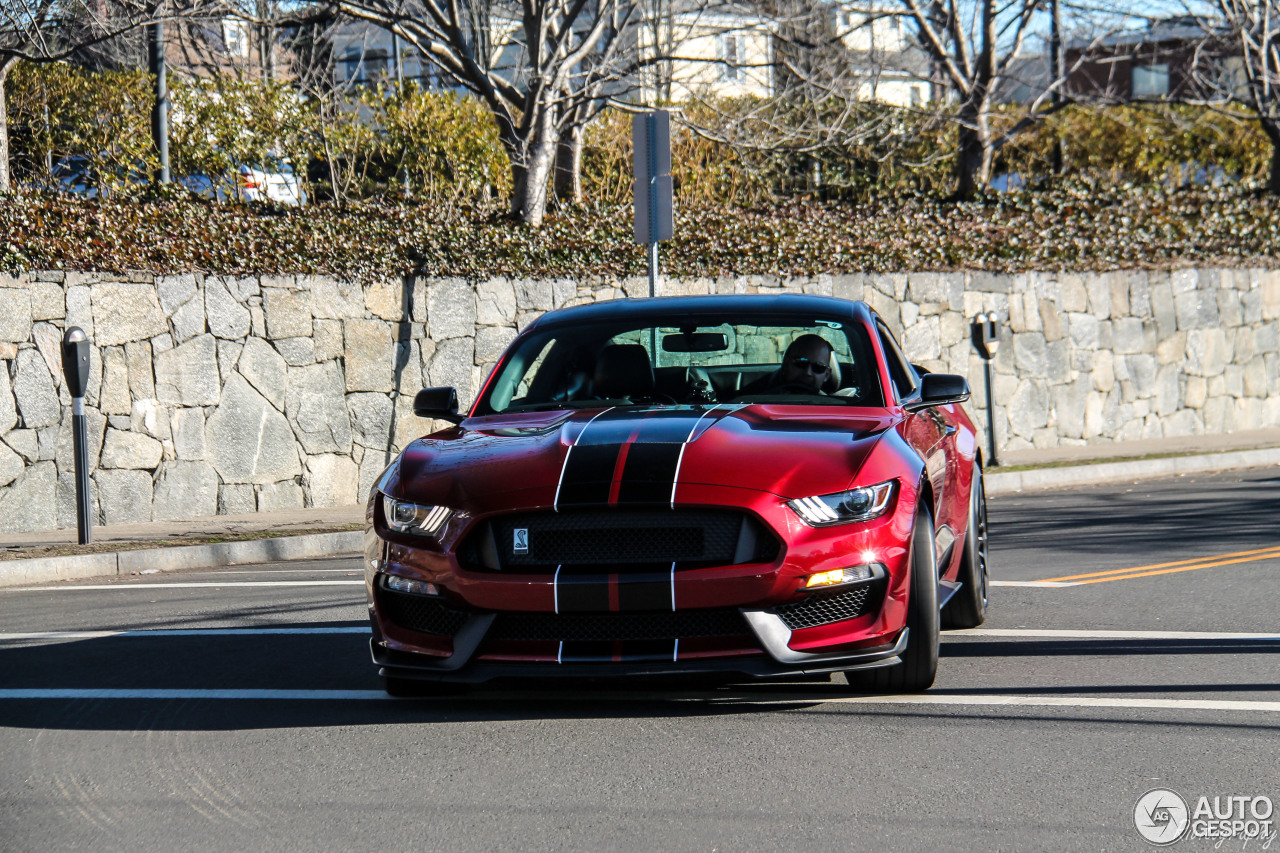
top-left (392, 404), bottom-right (897, 509)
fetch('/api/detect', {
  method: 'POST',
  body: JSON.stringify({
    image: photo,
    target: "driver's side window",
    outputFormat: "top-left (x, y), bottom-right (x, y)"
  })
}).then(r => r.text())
top-left (876, 322), bottom-right (919, 403)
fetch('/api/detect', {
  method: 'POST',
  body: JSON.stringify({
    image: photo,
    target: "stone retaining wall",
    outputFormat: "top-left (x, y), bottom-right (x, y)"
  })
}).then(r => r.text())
top-left (0, 268), bottom-right (1276, 532)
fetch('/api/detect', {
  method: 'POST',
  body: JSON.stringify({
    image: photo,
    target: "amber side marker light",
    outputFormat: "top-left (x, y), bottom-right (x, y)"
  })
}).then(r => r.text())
top-left (804, 563), bottom-right (881, 589)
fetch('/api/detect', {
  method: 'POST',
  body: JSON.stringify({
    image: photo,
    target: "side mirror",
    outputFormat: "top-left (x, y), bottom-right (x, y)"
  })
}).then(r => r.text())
top-left (413, 387), bottom-right (463, 423)
top-left (914, 373), bottom-right (970, 409)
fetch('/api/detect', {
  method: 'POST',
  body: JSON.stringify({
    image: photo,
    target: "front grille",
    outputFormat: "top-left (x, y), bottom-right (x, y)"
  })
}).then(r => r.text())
top-left (771, 584), bottom-right (880, 631)
top-left (460, 509), bottom-right (779, 572)
top-left (379, 589), bottom-right (470, 636)
top-left (488, 609), bottom-right (749, 642)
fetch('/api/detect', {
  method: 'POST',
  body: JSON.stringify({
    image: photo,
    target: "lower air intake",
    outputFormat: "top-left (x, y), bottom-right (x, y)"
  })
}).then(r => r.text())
top-left (770, 585), bottom-right (879, 631)
top-left (379, 589), bottom-right (470, 637)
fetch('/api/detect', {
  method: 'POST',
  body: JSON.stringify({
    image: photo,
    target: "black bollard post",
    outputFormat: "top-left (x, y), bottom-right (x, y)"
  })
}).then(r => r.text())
top-left (970, 313), bottom-right (1002, 468)
top-left (61, 327), bottom-right (93, 544)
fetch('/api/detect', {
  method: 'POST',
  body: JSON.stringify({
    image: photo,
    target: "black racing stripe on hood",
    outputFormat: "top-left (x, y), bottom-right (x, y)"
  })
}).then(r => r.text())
top-left (556, 443), bottom-right (622, 508)
top-left (617, 443), bottom-right (683, 504)
top-left (575, 407), bottom-right (710, 446)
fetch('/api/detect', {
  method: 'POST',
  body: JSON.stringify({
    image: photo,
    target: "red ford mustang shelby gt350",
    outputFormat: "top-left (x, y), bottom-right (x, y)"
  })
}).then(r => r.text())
top-left (365, 294), bottom-right (989, 695)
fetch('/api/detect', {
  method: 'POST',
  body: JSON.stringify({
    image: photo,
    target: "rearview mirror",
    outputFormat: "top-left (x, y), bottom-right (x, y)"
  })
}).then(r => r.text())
top-left (663, 332), bottom-right (729, 353)
top-left (413, 387), bottom-right (463, 423)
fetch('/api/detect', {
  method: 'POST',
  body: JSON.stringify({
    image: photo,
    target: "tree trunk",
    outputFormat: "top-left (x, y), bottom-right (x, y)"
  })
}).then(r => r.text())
top-left (1264, 120), bottom-right (1280, 195)
top-left (0, 58), bottom-right (15, 195)
top-left (954, 103), bottom-right (993, 199)
top-left (553, 124), bottom-right (583, 205)
top-left (508, 113), bottom-right (557, 226)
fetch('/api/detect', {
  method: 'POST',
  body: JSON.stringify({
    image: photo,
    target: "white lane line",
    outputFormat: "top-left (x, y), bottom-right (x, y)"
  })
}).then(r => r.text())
top-left (947, 628), bottom-right (1280, 641)
top-left (781, 695), bottom-right (1280, 714)
top-left (2, 690), bottom-right (1280, 713)
top-left (188, 569), bottom-right (361, 575)
top-left (1, 581), bottom-right (365, 592)
top-left (0, 689), bottom-right (390, 700)
top-left (989, 580), bottom-right (1081, 588)
top-left (0, 628), bottom-right (369, 640)
top-left (7, 627), bottom-right (1265, 643)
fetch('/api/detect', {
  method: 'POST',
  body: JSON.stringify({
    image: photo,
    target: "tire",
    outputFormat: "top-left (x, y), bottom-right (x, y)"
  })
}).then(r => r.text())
top-left (941, 463), bottom-right (990, 630)
top-left (845, 503), bottom-right (939, 693)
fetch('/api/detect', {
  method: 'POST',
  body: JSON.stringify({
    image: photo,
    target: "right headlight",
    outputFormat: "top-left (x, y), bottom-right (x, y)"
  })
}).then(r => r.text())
top-left (788, 480), bottom-right (897, 527)
top-left (381, 494), bottom-right (453, 537)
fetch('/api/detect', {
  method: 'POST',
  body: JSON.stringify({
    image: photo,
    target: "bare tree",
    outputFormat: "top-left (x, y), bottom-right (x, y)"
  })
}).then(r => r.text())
top-left (0, 0), bottom-right (175, 192)
top-left (894, 0), bottom-right (1050, 196)
top-left (297, 0), bottom-right (688, 224)
top-left (1184, 0), bottom-right (1280, 192)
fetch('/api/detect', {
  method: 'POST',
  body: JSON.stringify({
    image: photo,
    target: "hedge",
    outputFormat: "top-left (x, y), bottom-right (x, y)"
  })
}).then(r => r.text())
top-left (3, 185), bottom-right (1279, 279)
top-left (5, 63), bottom-right (1273, 206)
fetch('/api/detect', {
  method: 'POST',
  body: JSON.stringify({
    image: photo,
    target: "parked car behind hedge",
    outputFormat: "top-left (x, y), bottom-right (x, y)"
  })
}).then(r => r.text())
top-left (180, 158), bottom-right (307, 206)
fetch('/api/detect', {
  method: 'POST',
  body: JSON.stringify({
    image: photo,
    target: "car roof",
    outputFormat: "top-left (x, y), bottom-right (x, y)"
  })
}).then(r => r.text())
top-left (527, 293), bottom-right (870, 331)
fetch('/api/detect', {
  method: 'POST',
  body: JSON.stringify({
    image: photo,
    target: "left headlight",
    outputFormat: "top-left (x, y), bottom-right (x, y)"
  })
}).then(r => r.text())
top-left (788, 480), bottom-right (897, 527)
top-left (381, 494), bottom-right (453, 537)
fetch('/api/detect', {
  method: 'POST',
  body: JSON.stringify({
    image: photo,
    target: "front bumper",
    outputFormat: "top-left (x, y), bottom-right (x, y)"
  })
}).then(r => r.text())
top-left (365, 483), bottom-right (917, 683)
top-left (372, 620), bottom-right (909, 684)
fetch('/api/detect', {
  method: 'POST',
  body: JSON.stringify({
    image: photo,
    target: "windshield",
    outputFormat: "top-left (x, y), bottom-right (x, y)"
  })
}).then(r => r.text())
top-left (476, 315), bottom-right (885, 414)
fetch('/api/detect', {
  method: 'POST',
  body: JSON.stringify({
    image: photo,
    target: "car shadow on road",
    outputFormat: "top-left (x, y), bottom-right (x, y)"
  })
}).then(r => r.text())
top-left (4, 623), bottom-right (1279, 733)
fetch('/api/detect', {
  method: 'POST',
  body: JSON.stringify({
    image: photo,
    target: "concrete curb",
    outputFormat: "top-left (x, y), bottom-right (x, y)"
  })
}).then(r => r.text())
top-left (0, 531), bottom-right (363, 589)
top-left (986, 448), bottom-right (1280, 496)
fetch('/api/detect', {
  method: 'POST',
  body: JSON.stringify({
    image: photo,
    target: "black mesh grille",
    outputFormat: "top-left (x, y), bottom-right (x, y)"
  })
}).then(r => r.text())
top-left (461, 509), bottom-right (778, 571)
top-left (379, 589), bottom-right (470, 636)
top-left (771, 585), bottom-right (880, 631)
top-left (488, 609), bottom-right (749, 642)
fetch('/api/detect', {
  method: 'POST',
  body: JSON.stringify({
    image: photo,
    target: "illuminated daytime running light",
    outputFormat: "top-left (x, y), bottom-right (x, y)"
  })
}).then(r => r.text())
top-left (382, 494), bottom-right (453, 537)
top-left (381, 574), bottom-right (440, 596)
top-left (805, 564), bottom-right (877, 588)
top-left (788, 480), bottom-right (896, 527)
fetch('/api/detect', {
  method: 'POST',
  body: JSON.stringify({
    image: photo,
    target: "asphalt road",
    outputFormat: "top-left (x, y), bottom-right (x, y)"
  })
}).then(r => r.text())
top-left (1, 469), bottom-right (1278, 852)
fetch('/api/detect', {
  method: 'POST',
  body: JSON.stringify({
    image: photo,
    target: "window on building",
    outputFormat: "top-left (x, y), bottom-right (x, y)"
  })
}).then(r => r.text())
top-left (222, 19), bottom-right (250, 58)
top-left (719, 34), bottom-right (741, 82)
top-left (1132, 63), bottom-right (1170, 98)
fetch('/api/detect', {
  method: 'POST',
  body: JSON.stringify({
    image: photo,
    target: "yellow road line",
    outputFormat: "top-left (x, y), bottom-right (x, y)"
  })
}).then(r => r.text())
top-left (1046, 545), bottom-right (1280, 582)
top-left (1070, 552), bottom-right (1280, 585)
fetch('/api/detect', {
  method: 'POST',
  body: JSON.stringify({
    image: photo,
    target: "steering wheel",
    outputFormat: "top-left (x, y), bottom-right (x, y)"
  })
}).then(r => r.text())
top-left (767, 381), bottom-right (824, 395)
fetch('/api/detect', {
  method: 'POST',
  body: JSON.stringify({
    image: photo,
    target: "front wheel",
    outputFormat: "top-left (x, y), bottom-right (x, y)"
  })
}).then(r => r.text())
top-left (941, 462), bottom-right (990, 630)
top-left (845, 503), bottom-right (939, 693)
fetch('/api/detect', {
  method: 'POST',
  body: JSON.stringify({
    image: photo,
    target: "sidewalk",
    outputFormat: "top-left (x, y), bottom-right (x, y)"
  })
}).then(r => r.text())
top-left (2, 428), bottom-right (1277, 588)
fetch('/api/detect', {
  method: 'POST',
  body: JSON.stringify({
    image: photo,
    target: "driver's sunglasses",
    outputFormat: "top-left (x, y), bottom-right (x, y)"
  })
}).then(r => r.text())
top-left (789, 357), bottom-right (829, 374)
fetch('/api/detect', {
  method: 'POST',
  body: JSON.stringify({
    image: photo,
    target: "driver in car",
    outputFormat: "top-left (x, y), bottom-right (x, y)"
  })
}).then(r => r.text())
top-left (738, 333), bottom-right (836, 396)
top-left (775, 334), bottom-right (834, 392)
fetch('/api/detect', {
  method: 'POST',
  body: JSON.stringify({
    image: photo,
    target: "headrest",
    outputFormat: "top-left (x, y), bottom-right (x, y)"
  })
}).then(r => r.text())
top-left (593, 344), bottom-right (655, 399)
top-left (823, 353), bottom-right (841, 394)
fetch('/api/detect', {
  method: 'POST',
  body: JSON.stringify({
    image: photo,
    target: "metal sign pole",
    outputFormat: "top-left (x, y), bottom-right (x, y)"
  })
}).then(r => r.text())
top-left (646, 113), bottom-right (659, 299)
top-left (149, 21), bottom-right (170, 185)
top-left (61, 328), bottom-right (93, 544)
top-left (970, 314), bottom-right (1001, 468)
top-left (633, 109), bottom-right (672, 298)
